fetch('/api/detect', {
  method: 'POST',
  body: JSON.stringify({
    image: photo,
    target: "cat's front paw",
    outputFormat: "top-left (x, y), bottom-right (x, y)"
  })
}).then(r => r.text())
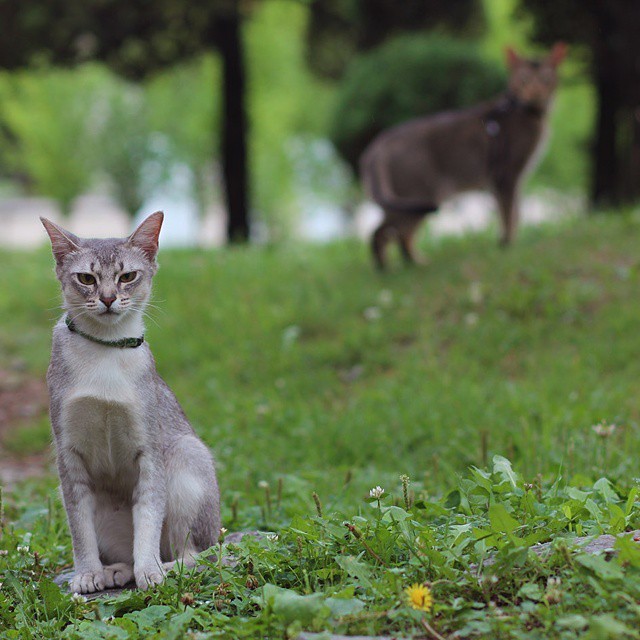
top-left (134, 567), bottom-right (165, 590)
top-left (103, 563), bottom-right (134, 588)
top-left (69, 569), bottom-right (106, 594)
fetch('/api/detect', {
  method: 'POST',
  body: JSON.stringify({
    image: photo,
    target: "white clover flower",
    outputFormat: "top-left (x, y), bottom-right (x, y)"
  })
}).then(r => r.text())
top-left (282, 325), bottom-right (301, 347)
top-left (378, 290), bottom-right (393, 306)
top-left (465, 312), bottom-right (479, 326)
top-left (369, 486), bottom-right (384, 499)
top-left (469, 281), bottom-right (483, 305)
top-left (592, 422), bottom-right (617, 438)
top-left (363, 307), bottom-right (381, 321)
top-left (16, 546), bottom-right (29, 554)
top-left (0, 550), bottom-right (8, 556)
top-left (258, 480), bottom-right (269, 489)
top-left (71, 593), bottom-right (87, 604)
top-left (266, 533), bottom-right (279, 542)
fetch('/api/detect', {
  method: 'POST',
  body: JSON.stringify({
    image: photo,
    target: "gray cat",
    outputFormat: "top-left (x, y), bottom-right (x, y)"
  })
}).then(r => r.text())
top-left (41, 211), bottom-right (220, 594)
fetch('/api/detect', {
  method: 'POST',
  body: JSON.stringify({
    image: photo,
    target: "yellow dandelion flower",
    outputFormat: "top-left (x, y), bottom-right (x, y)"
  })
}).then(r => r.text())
top-left (406, 583), bottom-right (433, 612)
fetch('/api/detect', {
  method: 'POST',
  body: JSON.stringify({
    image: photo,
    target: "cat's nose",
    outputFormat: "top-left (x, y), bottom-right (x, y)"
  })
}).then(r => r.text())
top-left (100, 295), bottom-right (117, 309)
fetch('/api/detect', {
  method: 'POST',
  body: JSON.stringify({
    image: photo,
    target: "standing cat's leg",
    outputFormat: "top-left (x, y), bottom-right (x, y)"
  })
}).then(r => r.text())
top-left (495, 183), bottom-right (520, 247)
top-left (371, 214), bottom-right (398, 270)
top-left (161, 436), bottom-right (220, 569)
top-left (395, 212), bottom-right (428, 266)
top-left (132, 452), bottom-right (167, 590)
top-left (58, 453), bottom-right (105, 594)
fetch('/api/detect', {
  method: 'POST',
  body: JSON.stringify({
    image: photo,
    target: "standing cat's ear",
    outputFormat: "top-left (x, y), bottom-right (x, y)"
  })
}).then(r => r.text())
top-left (128, 211), bottom-right (164, 261)
top-left (40, 217), bottom-right (81, 265)
top-left (505, 46), bottom-right (521, 69)
top-left (548, 42), bottom-right (568, 67)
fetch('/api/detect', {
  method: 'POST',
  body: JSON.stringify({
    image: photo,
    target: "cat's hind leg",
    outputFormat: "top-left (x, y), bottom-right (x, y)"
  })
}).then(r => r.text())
top-left (395, 212), bottom-right (428, 266)
top-left (161, 435), bottom-right (221, 566)
top-left (371, 215), bottom-right (398, 270)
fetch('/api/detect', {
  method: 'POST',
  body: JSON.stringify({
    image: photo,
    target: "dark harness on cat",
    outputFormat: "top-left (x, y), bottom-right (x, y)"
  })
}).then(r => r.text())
top-left (65, 315), bottom-right (145, 349)
top-left (486, 91), bottom-right (545, 122)
top-left (484, 92), bottom-right (545, 187)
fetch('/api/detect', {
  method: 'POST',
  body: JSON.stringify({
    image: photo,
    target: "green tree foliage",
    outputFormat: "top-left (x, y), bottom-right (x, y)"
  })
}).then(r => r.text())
top-left (0, 2), bottom-right (339, 233)
top-left (93, 82), bottom-right (159, 217)
top-left (0, 65), bottom-right (166, 218)
top-left (519, 0), bottom-right (640, 207)
top-left (0, 0), bottom-right (253, 242)
top-left (246, 0), bottom-right (336, 240)
top-left (0, 69), bottom-right (98, 214)
top-left (306, 0), bottom-right (485, 79)
top-left (330, 35), bottom-right (506, 171)
top-left (146, 55), bottom-right (220, 221)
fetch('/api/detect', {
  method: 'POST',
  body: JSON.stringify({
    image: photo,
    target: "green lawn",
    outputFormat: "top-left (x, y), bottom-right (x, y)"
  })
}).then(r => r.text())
top-left (3, 213), bottom-right (640, 638)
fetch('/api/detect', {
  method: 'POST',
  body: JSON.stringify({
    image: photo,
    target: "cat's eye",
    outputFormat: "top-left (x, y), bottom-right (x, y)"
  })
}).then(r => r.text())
top-left (77, 273), bottom-right (96, 286)
top-left (119, 271), bottom-right (137, 283)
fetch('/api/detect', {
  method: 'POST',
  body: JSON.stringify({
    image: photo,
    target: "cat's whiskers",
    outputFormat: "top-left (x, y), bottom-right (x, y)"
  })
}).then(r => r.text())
top-left (66, 307), bottom-right (94, 324)
top-left (140, 302), bottom-right (164, 317)
top-left (128, 303), bottom-right (160, 328)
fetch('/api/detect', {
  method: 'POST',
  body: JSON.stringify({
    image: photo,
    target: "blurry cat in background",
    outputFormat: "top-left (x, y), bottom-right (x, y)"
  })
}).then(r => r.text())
top-left (361, 43), bottom-right (567, 269)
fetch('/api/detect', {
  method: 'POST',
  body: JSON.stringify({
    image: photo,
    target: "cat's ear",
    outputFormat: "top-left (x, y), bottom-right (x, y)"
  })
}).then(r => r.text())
top-left (505, 46), bottom-right (521, 69)
top-left (128, 211), bottom-right (164, 261)
top-left (548, 42), bottom-right (568, 67)
top-left (40, 217), bottom-right (81, 265)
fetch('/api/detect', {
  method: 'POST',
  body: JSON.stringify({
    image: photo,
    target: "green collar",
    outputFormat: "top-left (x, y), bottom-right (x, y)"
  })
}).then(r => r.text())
top-left (65, 315), bottom-right (144, 349)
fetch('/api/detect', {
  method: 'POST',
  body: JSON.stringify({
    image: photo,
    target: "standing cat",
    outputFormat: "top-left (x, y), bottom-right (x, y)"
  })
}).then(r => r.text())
top-left (41, 211), bottom-right (220, 594)
top-left (361, 43), bottom-right (567, 269)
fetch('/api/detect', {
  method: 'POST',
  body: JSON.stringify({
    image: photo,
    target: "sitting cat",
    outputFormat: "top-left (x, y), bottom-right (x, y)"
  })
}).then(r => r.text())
top-left (41, 211), bottom-right (220, 593)
top-left (360, 43), bottom-right (567, 269)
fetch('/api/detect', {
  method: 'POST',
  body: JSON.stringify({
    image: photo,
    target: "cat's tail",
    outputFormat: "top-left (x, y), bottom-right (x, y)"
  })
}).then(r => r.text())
top-left (361, 151), bottom-right (438, 215)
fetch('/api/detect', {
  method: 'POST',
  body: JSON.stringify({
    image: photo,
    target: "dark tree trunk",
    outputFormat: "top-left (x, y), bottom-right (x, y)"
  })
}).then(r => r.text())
top-left (217, 8), bottom-right (250, 243)
top-left (591, 66), bottom-right (620, 209)
top-left (620, 107), bottom-right (640, 202)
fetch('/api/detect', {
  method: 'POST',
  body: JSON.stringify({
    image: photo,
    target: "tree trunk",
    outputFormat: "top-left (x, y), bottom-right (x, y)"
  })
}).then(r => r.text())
top-left (217, 8), bottom-right (250, 243)
top-left (621, 107), bottom-right (640, 202)
top-left (591, 66), bottom-right (620, 209)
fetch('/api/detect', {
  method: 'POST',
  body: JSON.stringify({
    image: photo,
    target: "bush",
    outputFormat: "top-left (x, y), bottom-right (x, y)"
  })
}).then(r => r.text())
top-left (330, 34), bottom-right (507, 171)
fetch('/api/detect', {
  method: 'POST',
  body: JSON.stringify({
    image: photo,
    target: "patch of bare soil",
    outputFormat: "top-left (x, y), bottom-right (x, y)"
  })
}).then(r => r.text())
top-left (0, 365), bottom-right (50, 485)
top-left (0, 454), bottom-right (50, 486)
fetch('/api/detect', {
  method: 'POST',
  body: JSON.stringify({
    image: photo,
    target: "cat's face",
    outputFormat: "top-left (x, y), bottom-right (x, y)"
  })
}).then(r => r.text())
top-left (506, 43), bottom-right (567, 109)
top-left (42, 212), bottom-right (163, 325)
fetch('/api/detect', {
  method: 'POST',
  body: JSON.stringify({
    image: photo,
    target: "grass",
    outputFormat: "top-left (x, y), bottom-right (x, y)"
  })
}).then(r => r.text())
top-left (3, 212), bottom-right (640, 638)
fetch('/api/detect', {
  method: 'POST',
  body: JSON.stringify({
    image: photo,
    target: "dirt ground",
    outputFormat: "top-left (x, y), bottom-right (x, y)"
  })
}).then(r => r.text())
top-left (0, 364), bottom-right (50, 486)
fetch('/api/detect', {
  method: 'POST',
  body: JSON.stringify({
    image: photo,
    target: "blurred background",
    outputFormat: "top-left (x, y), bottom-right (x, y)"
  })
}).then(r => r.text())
top-left (0, 0), bottom-right (636, 249)
top-left (5, 4), bottom-right (640, 635)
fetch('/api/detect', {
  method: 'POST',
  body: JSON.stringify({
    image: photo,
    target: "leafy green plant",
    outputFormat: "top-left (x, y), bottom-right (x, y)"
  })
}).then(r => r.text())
top-left (0, 68), bottom-right (99, 214)
top-left (3, 456), bottom-right (640, 638)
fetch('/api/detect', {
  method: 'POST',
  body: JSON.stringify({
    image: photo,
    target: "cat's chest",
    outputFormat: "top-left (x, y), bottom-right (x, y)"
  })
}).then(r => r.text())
top-left (59, 341), bottom-right (152, 476)
top-left (64, 340), bottom-right (148, 404)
